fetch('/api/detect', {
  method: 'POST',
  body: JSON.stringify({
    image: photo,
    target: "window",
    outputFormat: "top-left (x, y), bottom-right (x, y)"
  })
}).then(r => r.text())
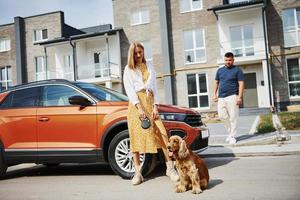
top-left (94, 51), bottom-right (108, 77)
top-left (141, 41), bottom-right (153, 66)
top-left (0, 87), bottom-right (39, 109)
top-left (35, 56), bottom-right (46, 81)
top-left (230, 24), bottom-right (254, 57)
top-left (75, 82), bottom-right (128, 102)
top-left (187, 73), bottom-right (209, 109)
top-left (283, 8), bottom-right (300, 47)
top-left (228, 0), bottom-right (246, 3)
top-left (287, 58), bottom-right (300, 98)
top-left (0, 66), bottom-right (12, 92)
top-left (41, 85), bottom-right (84, 106)
top-left (0, 38), bottom-right (11, 52)
top-left (63, 55), bottom-right (74, 80)
top-left (131, 10), bottom-right (150, 25)
top-left (180, 0), bottom-right (202, 13)
top-left (33, 29), bottom-right (48, 42)
top-left (183, 29), bottom-right (206, 64)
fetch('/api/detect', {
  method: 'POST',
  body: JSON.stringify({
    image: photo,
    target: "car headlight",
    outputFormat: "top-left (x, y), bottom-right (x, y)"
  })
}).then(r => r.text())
top-left (159, 113), bottom-right (186, 122)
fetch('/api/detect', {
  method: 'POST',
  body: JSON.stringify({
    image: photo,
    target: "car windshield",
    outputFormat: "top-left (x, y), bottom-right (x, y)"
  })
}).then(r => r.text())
top-left (75, 82), bottom-right (128, 102)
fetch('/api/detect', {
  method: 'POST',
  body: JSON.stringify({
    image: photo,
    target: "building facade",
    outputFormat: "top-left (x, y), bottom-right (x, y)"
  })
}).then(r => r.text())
top-left (0, 11), bottom-right (124, 92)
top-left (113, 0), bottom-right (300, 112)
top-left (266, 0), bottom-right (300, 110)
top-left (1, 1), bottom-right (300, 112)
top-left (0, 23), bottom-right (15, 91)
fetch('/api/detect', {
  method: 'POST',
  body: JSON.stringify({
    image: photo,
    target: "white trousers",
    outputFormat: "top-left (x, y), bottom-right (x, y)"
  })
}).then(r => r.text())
top-left (217, 94), bottom-right (239, 137)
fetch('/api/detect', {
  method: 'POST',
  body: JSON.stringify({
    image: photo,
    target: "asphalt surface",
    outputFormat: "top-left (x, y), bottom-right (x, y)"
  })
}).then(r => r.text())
top-left (1, 156), bottom-right (299, 200)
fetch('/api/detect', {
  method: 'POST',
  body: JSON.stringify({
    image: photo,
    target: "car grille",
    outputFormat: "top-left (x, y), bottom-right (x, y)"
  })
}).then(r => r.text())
top-left (189, 133), bottom-right (208, 151)
top-left (184, 114), bottom-right (203, 127)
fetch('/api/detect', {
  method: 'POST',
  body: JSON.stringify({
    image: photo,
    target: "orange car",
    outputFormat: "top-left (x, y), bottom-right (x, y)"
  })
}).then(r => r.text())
top-left (0, 79), bottom-right (209, 179)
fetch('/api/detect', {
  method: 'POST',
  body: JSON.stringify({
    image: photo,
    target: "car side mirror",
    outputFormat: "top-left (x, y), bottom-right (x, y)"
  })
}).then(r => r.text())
top-left (69, 95), bottom-right (92, 106)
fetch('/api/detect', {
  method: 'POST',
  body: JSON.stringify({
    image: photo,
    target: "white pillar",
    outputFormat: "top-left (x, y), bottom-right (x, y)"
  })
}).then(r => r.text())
top-left (262, 60), bottom-right (271, 107)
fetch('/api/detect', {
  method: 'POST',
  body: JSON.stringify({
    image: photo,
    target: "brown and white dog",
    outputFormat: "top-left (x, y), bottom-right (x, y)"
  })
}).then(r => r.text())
top-left (167, 135), bottom-right (209, 194)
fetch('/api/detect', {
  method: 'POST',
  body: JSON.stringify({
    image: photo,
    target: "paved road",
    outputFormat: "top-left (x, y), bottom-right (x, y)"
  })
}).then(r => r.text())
top-left (1, 155), bottom-right (299, 200)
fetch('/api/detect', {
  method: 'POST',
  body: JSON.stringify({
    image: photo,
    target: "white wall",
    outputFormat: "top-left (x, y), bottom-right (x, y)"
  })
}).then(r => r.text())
top-left (218, 7), bottom-right (266, 59)
top-left (242, 62), bottom-right (270, 108)
top-left (52, 44), bottom-right (73, 78)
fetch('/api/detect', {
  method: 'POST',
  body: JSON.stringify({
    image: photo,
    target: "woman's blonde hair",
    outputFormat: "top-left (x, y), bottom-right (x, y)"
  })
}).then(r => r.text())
top-left (127, 42), bottom-right (146, 69)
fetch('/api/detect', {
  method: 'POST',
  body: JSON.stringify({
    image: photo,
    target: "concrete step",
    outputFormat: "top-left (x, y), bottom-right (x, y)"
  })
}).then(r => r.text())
top-left (239, 107), bottom-right (270, 116)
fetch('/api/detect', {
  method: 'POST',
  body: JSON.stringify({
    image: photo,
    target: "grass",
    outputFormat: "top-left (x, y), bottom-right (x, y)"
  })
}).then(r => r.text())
top-left (278, 112), bottom-right (300, 130)
top-left (256, 111), bottom-right (300, 134)
top-left (256, 114), bottom-right (276, 134)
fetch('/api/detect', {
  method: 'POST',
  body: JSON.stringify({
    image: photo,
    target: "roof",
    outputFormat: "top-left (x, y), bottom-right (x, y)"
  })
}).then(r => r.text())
top-left (36, 27), bottom-right (123, 46)
top-left (207, 0), bottom-right (265, 12)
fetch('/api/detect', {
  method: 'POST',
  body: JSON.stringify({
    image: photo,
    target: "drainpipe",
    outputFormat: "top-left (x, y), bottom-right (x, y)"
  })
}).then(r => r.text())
top-left (158, 0), bottom-right (176, 105)
top-left (69, 38), bottom-right (77, 81)
top-left (44, 47), bottom-right (48, 79)
top-left (262, 5), bottom-right (274, 110)
top-left (262, 4), bottom-right (290, 142)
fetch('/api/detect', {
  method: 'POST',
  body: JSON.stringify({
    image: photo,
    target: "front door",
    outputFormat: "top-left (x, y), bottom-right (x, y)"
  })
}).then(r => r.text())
top-left (243, 73), bottom-right (258, 108)
top-left (37, 84), bottom-right (97, 162)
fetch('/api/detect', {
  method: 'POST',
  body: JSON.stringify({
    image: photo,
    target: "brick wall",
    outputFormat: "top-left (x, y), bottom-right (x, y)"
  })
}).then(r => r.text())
top-left (267, 0), bottom-right (300, 109)
top-left (24, 12), bottom-right (63, 82)
top-left (0, 24), bottom-right (17, 85)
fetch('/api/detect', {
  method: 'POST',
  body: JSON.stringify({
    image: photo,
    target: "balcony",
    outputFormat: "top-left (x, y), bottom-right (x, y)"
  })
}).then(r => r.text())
top-left (218, 36), bottom-right (266, 64)
top-left (36, 63), bottom-right (120, 83)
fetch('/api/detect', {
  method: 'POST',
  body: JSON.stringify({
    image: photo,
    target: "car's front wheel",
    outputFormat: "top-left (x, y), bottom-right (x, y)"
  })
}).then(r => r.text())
top-left (0, 143), bottom-right (8, 179)
top-left (108, 130), bottom-right (155, 179)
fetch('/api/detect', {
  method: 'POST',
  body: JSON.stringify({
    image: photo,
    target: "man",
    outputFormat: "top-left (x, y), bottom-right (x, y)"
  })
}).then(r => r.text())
top-left (213, 52), bottom-right (244, 144)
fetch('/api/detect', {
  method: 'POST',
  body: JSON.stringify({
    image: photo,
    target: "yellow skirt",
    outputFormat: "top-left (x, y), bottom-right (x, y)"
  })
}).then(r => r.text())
top-left (127, 90), bottom-right (169, 153)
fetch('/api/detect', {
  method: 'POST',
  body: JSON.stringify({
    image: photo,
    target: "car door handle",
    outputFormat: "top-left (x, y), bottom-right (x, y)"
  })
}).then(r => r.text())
top-left (38, 117), bottom-right (49, 122)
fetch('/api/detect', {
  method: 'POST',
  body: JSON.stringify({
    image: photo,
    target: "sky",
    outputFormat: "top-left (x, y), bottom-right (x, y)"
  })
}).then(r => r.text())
top-left (0, 0), bottom-right (114, 29)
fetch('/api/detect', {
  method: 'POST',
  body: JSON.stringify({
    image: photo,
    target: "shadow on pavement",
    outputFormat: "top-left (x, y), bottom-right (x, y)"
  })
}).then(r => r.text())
top-left (236, 134), bottom-right (257, 142)
top-left (2, 163), bottom-right (114, 180)
top-left (207, 179), bottom-right (223, 190)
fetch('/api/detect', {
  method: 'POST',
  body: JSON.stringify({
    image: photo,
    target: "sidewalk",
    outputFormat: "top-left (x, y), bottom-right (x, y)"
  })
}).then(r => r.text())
top-left (200, 132), bottom-right (300, 158)
top-left (200, 113), bottom-right (300, 157)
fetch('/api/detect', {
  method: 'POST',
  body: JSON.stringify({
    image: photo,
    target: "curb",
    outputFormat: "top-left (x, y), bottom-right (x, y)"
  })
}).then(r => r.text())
top-left (199, 135), bottom-right (300, 158)
top-left (200, 150), bottom-right (300, 158)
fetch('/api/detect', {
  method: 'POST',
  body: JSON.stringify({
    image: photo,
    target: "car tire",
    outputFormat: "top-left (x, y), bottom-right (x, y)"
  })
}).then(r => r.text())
top-left (0, 142), bottom-right (8, 179)
top-left (108, 130), bottom-right (155, 179)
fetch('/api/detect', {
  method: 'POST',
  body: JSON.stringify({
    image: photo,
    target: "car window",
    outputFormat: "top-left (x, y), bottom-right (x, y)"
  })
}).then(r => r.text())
top-left (0, 93), bottom-right (13, 109)
top-left (75, 82), bottom-right (128, 102)
top-left (0, 87), bottom-right (39, 109)
top-left (41, 85), bottom-right (86, 107)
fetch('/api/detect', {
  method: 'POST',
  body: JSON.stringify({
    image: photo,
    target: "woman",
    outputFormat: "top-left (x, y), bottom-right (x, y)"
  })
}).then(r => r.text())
top-left (123, 42), bottom-right (179, 185)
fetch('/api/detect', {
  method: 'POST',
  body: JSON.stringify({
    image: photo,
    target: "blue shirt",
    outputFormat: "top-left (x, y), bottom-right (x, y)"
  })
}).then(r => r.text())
top-left (215, 65), bottom-right (244, 98)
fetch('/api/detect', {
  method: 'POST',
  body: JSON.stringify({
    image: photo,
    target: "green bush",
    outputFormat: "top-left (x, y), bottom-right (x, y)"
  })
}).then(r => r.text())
top-left (256, 112), bottom-right (300, 134)
top-left (279, 112), bottom-right (300, 130)
top-left (256, 114), bottom-right (275, 134)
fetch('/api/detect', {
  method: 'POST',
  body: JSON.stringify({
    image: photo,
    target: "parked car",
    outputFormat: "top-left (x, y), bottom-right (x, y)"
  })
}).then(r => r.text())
top-left (0, 79), bottom-right (209, 179)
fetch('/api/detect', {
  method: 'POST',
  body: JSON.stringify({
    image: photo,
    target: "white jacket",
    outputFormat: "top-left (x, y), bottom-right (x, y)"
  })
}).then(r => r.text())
top-left (123, 62), bottom-right (159, 105)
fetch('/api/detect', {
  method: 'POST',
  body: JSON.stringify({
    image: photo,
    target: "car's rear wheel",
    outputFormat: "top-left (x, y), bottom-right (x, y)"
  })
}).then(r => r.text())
top-left (0, 143), bottom-right (8, 179)
top-left (108, 130), bottom-right (155, 179)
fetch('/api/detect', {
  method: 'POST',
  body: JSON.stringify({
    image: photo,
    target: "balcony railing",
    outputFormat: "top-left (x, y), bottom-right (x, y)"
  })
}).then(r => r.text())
top-left (35, 63), bottom-right (120, 82)
top-left (219, 36), bottom-right (265, 59)
top-left (77, 62), bottom-right (119, 80)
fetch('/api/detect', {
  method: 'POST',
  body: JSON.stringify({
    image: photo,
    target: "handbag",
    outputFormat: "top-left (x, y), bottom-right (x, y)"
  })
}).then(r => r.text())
top-left (140, 117), bottom-right (151, 129)
top-left (137, 94), bottom-right (152, 130)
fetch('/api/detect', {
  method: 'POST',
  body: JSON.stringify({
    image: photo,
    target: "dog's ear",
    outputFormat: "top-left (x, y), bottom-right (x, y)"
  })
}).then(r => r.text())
top-left (178, 139), bottom-right (189, 159)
